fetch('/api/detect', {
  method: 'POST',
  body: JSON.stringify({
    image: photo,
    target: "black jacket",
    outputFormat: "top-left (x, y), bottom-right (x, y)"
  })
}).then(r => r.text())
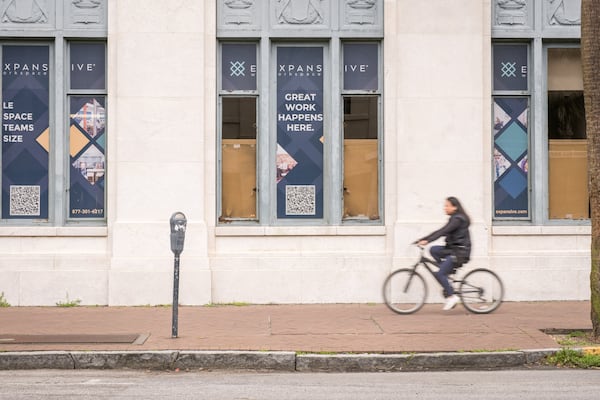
top-left (420, 213), bottom-right (471, 262)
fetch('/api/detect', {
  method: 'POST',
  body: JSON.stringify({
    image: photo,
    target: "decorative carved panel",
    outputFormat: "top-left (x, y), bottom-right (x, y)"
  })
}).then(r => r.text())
top-left (275, 0), bottom-right (327, 26)
top-left (0, 0), bottom-right (53, 27)
top-left (219, 0), bottom-right (259, 29)
top-left (494, 0), bottom-right (529, 27)
top-left (218, 0), bottom-right (382, 36)
top-left (343, 0), bottom-right (377, 26)
top-left (67, 0), bottom-right (105, 26)
top-left (546, 0), bottom-right (580, 26)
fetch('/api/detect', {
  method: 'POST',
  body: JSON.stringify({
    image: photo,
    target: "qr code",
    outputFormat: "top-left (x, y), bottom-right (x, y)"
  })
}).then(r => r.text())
top-left (10, 185), bottom-right (41, 216)
top-left (285, 185), bottom-right (316, 216)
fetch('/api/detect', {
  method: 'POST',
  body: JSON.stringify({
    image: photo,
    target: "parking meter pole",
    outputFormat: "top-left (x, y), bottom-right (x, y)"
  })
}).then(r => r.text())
top-left (169, 212), bottom-right (187, 340)
top-left (172, 254), bottom-right (180, 338)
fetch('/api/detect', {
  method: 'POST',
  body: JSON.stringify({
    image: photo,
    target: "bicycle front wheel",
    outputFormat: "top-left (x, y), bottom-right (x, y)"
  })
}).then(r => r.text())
top-left (382, 268), bottom-right (427, 314)
top-left (459, 268), bottom-right (504, 314)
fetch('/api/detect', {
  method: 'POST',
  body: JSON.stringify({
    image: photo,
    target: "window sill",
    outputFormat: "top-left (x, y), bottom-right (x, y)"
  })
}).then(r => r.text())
top-left (215, 225), bottom-right (386, 237)
top-left (0, 226), bottom-right (108, 237)
top-left (492, 225), bottom-right (591, 236)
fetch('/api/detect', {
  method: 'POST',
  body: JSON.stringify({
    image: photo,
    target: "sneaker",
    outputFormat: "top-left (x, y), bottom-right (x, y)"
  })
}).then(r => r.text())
top-left (442, 294), bottom-right (460, 311)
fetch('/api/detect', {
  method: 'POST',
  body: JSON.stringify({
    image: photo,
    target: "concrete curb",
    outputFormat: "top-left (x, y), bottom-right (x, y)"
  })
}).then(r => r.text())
top-left (0, 352), bottom-right (74, 370)
top-left (296, 349), bottom-right (560, 372)
top-left (174, 351), bottom-right (296, 371)
top-left (72, 351), bottom-right (178, 370)
top-left (0, 349), bottom-right (561, 372)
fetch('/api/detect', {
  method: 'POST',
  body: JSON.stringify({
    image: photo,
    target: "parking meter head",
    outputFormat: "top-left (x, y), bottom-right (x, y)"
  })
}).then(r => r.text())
top-left (169, 212), bottom-right (187, 255)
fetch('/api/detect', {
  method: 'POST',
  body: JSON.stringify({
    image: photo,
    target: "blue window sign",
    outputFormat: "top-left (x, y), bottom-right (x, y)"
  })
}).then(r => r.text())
top-left (69, 96), bottom-right (106, 219)
top-left (276, 46), bottom-right (324, 219)
top-left (343, 43), bottom-right (378, 91)
top-left (2, 45), bottom-right (50, 219)
top-left (70, 43), bottom-right (106, 90)
top-left (493, 44), bottom-right (528, 91)
top-left (222, 44), bottom-right (257, 91)
top-left (493, 97), bottom-right (529, 219)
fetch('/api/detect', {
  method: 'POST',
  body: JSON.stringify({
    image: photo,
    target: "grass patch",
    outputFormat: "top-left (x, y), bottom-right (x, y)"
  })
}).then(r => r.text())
top-left (0, 292), bottom-right (10, 307)
top-left (205, 302), bottom-right (250, 307)
top-left (461, 348), bottom-right (519, 353)
top-left (548, 329), bottom-right (600, 348)
top-left (56, 293), bottom-right (82, 307)
top-left (546, 348), bottom-right (600, 369)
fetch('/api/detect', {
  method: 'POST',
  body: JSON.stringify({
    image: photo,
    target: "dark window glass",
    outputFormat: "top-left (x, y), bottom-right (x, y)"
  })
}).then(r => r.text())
top-left (221, 97), bottom-right (257, 220)
top-left (70, 43), bottom-right (106, 90)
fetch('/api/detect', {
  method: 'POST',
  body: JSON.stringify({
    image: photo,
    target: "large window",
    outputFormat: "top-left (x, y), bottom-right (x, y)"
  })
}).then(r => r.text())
top-left (218, 41), bottom-right (382, 225)
top-left (547, 47), bottom-right (587, 220)
top-left (491, 0), bottom-right (584, 225)
top-left (68, 42), bottom-right (107, 220)
top-left (221, 96), bottom-right (257, 220)
top-left (491, 43), bottom-right (586, 223)
top-left (217, 0), bottom-right (383, 227)
top-left (219, 43), bottom-right (258, 222)
top-left (492, 44), bottom-right (530, 220)
top-left (0, 41), bottom-right (106, 225)
top-left (1, 45), bottom-right (50, 220)
top-left (342, 43), bottom-right (380, 221)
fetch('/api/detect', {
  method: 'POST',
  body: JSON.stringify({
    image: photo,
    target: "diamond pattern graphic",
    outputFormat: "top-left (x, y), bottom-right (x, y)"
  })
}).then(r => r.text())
top-left (495, 121), bottom-right (527, 161)
top-left (493, 98), bottom-right (529, 218)
top-left (517, 109), bottom-right (528, 128)
top-left (95, 133), bottom-right (106, 151)
top-left (4, 149), bottom-right (47, 184)
top-left (72, 145), bottom-right (104, 186)
top-left (494, 102), bottom-right (511, 133)
top-left (498, 168), bottom-right (527, 200)
top-left (276, 144), bottom-right (298, 183)
top-left (36, 128), bottom-right (50, 153)
top-left (72, 99), bottom-right (105, 138)
top-left (70, 125), bottom-right (89, 157)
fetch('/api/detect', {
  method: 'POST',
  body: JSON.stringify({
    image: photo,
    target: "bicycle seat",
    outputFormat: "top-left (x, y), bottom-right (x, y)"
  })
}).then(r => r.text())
top-left (449, 255), bottom-right (463, 272)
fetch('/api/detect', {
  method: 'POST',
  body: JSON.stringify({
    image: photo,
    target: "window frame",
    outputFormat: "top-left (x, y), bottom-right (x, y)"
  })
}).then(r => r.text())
top-left (491, 40), bottom-right (589, 226)
top-left (216, 39), bottom-right (384, 227)
top-left (491, 42), bottom-right (532, 222)
top-left (491, 0), bottom-right (586, 227)
top-left (0, 39), bottom-right (108, 226)
top-left (65, 40), bottom-right (107, 224)
top-left (217, 41), bottom-right (260, 224)
top-left (340, 41), bottom-right (383, 225)
top-left (0, 41), bottom-right (55, 225)
top-left (269, 41), bottom-right (330, 226)
top-left (541, 42), bottom-right (588, 225)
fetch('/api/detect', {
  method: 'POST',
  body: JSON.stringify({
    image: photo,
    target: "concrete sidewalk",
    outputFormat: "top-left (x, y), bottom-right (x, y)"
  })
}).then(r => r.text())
top-left (0, 301), bottom-right (593, 371)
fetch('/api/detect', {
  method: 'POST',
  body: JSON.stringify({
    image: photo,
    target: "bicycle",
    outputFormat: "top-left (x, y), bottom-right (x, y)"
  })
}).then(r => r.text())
top-left (382, 245), bottom-right (504, 314)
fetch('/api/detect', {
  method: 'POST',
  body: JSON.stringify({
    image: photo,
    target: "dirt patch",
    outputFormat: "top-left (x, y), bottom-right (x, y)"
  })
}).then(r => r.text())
top-left (544, 329), bottom-right (600, 347)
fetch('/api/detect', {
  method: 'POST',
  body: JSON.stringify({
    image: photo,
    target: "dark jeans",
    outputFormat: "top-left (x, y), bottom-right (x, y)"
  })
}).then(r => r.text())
top-left (430, 245), bottom-right (455, 297)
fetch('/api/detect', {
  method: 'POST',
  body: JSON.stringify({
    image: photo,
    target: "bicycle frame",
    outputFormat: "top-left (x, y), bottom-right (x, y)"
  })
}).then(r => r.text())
top-left (408, 247), bottom-right (464, 293)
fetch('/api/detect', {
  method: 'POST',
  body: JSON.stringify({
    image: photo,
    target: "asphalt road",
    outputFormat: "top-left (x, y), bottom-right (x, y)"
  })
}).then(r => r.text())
top-left (1, 369), bottom-right (600, 400)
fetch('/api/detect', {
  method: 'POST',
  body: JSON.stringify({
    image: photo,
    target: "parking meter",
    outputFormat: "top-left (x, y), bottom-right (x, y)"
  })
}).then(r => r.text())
top-left (169, 211), bottom-right (186, 338)
top-left (170, 212), bottom-right (187, 256)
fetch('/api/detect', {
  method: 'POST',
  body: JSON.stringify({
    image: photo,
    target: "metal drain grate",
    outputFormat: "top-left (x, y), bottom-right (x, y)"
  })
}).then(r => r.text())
top-left (0, 333), bottom-right (149, 345)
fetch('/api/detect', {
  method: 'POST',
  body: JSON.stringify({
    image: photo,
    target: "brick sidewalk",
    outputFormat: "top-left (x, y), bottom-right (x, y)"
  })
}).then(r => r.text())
top-left (0, 301), bottom-right (590, 353)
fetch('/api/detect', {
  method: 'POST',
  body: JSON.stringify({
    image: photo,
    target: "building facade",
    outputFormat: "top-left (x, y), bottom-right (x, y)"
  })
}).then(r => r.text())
top-left (0, 0), bottom-right (590, 306)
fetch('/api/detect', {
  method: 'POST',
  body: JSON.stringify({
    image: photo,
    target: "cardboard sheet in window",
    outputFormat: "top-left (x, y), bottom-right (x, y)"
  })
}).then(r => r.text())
top-left (222, 139), bottom-right (256, 219)
top-left (548, 139), bottom-right (588, 219)
top-left (343, 139), bottom-right (378, 220)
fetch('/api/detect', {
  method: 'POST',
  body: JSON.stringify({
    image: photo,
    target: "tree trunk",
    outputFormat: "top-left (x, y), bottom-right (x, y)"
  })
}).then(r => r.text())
top-left (582, 0), bottom-right (600, 338)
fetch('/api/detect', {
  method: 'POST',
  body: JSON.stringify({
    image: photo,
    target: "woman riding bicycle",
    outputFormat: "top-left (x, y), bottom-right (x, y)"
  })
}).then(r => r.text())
top-left (417, 196), bottom-right (471, 311)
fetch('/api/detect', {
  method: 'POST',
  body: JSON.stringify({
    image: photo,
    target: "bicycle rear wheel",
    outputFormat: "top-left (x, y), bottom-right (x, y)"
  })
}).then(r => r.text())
top-left (458, 268), bottom-right (504, 314)
top-left (382, 268), bottom-right (427, 314)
